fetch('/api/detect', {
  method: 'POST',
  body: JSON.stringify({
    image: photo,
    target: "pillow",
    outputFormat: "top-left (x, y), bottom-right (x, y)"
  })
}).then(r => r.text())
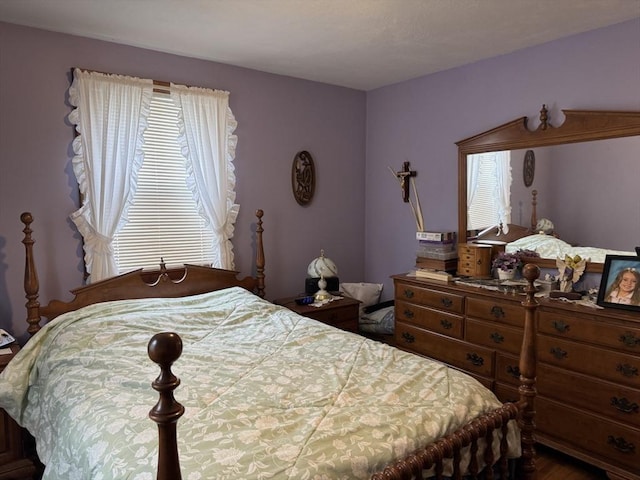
top-left (359, 306), bottom-right (395, 334)
top-left (340, 282), bottom-right (383, 316)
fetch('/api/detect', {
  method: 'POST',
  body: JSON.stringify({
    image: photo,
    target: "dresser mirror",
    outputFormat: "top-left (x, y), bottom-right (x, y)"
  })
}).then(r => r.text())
top-left (457, 106), bottom-right (640, 273)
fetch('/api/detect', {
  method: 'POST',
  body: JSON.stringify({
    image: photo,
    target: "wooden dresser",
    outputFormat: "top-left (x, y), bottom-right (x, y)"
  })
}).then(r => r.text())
top-left (393, 274), bottom-right (640, 480)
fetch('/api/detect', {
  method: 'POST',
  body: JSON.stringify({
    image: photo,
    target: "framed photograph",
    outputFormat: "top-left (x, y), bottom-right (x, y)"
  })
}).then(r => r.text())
top-left (596, 255), bottom-right (640, 311)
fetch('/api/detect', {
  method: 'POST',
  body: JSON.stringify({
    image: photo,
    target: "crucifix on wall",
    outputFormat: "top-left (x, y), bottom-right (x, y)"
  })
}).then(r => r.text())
top-left (395, 161), bottom-right (417, 203)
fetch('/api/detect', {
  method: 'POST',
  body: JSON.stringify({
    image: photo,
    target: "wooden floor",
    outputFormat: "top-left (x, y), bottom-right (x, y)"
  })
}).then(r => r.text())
top-left (536, 444), bottom-right (609, 480)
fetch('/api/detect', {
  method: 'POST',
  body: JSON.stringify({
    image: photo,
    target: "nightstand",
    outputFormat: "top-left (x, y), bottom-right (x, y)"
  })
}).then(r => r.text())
top-left (0, 344), bottom-right (37, 480)
top-left (274, 296), bottom-right (360, 333)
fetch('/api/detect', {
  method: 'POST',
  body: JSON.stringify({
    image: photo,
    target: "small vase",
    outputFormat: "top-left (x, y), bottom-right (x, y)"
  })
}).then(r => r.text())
top-left (498, 269), bottom-right (515, 280)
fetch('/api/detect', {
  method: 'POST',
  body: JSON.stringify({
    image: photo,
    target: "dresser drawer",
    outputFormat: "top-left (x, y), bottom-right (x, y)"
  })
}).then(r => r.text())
top-left (395, 282), bottom-right (464, 314)
top-left (538, 310), bottom-right (640, 354)
top-left (495, 353), bottom-right (522, 386)
top-left (494, 383), bottom-right (520, 404)
top-left (536, 362), bottom-right (640, 428)
top-left (395, 300), bottom-right (463, 339)
top-left (538, 335), bottom-right (640, 389)
top-left (466, 318), bottom-right (523, 355)
top-left (536, 396), bottom-right (640, 475)
top-left (395, 322), bottom-right (494, 378)
top-left (466, 297), bottom-right (524, 327)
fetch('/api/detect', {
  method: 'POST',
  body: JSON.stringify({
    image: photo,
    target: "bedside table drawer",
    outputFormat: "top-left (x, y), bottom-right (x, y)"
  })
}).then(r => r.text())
top-left (307, 303), bottom-right (359, 332)
top-left (274, 296), bottom-right (361, 333)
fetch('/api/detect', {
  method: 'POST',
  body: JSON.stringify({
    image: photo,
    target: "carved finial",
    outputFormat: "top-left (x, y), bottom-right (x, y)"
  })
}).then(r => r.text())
top-left (148, 332), bottom-right (184, 480)
top-left (539, 104), bottom-right (549, 131)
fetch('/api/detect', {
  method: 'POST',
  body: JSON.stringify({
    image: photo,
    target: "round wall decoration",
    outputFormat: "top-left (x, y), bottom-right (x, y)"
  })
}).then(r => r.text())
top-left (523, 149), bottom-right (535, 187)
top-left (291, 150), bottom-right (315, 205)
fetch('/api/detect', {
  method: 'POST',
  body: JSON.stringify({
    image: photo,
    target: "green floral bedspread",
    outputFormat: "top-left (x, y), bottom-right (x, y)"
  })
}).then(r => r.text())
top-left (0, 287), bottom-right (519, 479)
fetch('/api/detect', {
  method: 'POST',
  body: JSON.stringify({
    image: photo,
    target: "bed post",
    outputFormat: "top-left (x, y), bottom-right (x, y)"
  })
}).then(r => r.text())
top-left (255, 209), bottom-right (265, 298)
top-left (530, 190), bottom-right (538, 232)
top-left (519, 263), bottom-right (539, 479)
top-left (21, 212), bottom-right (42, 336)
top-left (148, 332), bottom-right (185, 480)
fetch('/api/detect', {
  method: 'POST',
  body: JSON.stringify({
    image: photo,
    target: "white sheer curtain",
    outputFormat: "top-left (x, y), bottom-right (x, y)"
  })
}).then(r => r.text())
top-left (467, 154), bottom-right (481, 211)
top-left (170, 84), bottom-right (239, 269)
top-left (494, 150), bottom-right (512, 233)
top-left (467, 151), bottom-right (512, 233)
top-left (68, 69), bottom-right (153, 282)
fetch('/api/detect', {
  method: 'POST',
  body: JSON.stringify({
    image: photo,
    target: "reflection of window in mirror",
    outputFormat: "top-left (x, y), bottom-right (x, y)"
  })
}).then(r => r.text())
top-left (467, 151), bottom-right (512, 231)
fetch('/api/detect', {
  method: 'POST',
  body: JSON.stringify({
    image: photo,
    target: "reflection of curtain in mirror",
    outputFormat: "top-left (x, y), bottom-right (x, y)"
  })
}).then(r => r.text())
top-left (467, 151), bottom-right (512, 232)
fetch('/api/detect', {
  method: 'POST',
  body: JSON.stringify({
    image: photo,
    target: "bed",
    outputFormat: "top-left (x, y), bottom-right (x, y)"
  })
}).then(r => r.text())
top-left (474, 190), bottom-right (635, 273)
top-left (0, 210), bottom-right (539, 480)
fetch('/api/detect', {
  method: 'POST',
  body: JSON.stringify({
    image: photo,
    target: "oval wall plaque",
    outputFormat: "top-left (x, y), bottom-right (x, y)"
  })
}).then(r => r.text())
top-left (523, 150), bottom-right (535, 187)
top-left (291, 150), bottom-right (315, 205)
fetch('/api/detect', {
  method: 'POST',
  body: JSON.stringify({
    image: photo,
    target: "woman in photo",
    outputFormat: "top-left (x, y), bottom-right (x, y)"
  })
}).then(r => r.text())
top-left (604, 267), bottom-right (640, 305)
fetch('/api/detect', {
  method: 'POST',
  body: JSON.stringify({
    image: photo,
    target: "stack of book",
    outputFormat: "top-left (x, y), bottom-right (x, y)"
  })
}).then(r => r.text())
top-left (416, 231), bottom-right (458, 272)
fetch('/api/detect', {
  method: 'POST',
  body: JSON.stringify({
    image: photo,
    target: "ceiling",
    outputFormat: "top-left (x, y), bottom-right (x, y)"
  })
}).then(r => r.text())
top-left (1, 0), bottom-right (638, 91)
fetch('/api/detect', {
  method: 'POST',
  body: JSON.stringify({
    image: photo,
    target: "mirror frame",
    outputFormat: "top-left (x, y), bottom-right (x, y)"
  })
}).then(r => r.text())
top-left (457, 106), bottom-right (640, 273)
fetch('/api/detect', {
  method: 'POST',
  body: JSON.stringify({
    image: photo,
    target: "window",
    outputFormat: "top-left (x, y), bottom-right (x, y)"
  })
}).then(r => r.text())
top-left (68, 69), bottom-right (238, 283)
top-left (467, 151), bottom-right (512, 232)
top-left (113, 93), bottom-right (215, 273)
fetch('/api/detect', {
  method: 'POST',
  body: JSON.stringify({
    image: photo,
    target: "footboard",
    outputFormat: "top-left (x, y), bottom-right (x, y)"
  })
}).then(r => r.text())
top-left (371, 402), bottom-right (520, 479)
top-left (370, 264), bottom-right (539, 480)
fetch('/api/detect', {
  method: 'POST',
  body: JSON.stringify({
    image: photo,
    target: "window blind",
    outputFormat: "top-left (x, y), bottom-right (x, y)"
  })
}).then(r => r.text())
top-left (467, 155), bottom-right (504, 231)
top-left (113, 93), bottom-right (214, 272)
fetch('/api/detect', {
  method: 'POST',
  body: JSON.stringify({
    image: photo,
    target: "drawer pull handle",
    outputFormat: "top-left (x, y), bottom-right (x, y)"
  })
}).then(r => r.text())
top-left (607, 435), bottom-right (635, 454)
top-left (440, 319), bottom-right (453, 330)
top-left (403, 309), bottom-right (414, 319)
top-left (550, 347), bottom-right (568, 360)
top-left (552, 320), bottom-right (570, 333)
top-left (490, 306), bottom-right (505, 319)
top-left (466, 353), bottom-right (484, 366)
top-left (403, 289), bottom-right (414, 299)
top-left (620, 333), bottom-right (640, 348)
top-left (616, 363), bottom-right (639, 378)
top-left (401, 332), bottom-right (415, 344)
top-left (490, 332), bottom-right (504, 344)
top-left (441, 297), bottom-right (453, 308)
top-left (611, 396), bottom-right (639, 414)
top-left (506, 365), bottom-right (520, 379)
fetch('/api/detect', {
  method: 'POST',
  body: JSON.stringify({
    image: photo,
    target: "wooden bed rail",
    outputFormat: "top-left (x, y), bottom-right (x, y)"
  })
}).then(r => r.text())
top-left (21, 210), bottom-right (266, 335)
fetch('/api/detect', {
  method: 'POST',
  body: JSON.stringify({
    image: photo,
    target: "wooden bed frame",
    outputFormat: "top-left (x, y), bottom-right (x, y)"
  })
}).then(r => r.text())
top-left (21, 210), bottom-right (265, 335)
top-left (20, 210), bottom-right (538, 480)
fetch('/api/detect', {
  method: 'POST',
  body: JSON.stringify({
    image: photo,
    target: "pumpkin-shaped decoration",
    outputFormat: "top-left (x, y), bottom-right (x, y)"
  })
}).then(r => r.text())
top-left (307, 250), bottom-right (338, 278)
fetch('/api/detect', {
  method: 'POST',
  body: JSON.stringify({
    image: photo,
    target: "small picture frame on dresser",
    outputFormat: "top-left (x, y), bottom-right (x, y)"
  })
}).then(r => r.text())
top-left (596, 255), bottom-right (640, 312)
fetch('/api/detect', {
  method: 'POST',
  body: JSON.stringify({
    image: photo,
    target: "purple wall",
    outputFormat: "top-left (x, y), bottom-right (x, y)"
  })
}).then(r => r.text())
top-left (0, 22), bottom-right (366, 340)
top-left (365, 19), bottom-right (640, 299)
top-left (1, 19), bottom-right (639, 340)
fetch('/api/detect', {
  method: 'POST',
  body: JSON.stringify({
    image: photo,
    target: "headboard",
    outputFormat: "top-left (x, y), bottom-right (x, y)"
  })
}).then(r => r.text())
top-left (21, 210), bottom-right (265, 336)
